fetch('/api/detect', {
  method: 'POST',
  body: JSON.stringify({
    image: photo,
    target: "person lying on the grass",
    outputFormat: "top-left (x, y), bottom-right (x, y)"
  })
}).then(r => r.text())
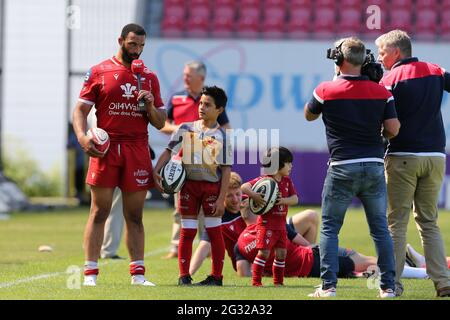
top-left (234, 223), bottom-right (430, 280)
top-left (189, 171), bottom-right (320, 276)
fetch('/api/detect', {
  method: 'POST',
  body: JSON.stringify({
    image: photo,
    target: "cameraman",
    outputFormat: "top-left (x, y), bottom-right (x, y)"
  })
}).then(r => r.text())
top-left (304, 37), bottom-right (400, 298)
top-left (376, 29), bottom-right (450, 298)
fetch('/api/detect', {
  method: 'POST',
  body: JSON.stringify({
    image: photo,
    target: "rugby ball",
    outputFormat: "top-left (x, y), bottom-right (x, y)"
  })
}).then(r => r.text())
top-left (249, 177), bottom-right (279, 215)
top-left (160, 158), bottom-right (186, 194)
top-left (87, 127), bottom-right (110, 153)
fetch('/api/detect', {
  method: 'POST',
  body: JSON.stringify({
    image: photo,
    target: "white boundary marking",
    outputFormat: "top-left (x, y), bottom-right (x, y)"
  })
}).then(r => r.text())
top-left (0, 246), bottom-right (170, 289)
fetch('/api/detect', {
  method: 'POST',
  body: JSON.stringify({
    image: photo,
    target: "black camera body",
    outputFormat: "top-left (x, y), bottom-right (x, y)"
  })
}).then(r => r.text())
top-left (326, 45), bottom-right (384, 83)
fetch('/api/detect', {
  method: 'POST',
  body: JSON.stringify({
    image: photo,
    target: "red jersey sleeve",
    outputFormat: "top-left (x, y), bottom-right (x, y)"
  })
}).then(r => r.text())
top-left (247, 176), bottom-right (263, 187)
top-left (78, 67), bottom-right (99, 105)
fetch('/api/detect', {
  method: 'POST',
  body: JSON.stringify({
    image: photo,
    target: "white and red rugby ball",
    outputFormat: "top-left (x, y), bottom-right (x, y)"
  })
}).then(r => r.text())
top-left (249, 177), bottom-right (279, 215)
top-left (87, 127), bottom-right (110, 153)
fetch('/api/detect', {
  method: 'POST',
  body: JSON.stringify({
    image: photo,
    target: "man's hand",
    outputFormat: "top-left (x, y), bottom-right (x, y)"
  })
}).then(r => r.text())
top-left (137, 89), bottom-right (154, 107)
top-left (211, 198), bottom-right (225, 217)
top-left (78, 135), bottom-right (105, 158)
top-left (152, 170), bottom-right (164, 193)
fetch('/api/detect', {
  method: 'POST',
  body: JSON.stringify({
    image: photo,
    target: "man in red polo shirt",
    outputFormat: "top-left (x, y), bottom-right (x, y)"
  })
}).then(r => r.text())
top-left (161, 61), bottom-right (231, 259)
top-left (72, 23), bottom-right (166, 286)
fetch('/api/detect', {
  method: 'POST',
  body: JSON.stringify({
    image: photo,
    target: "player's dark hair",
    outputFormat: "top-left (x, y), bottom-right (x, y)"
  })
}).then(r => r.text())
top-left (201, 86), bottom-right (228, 109)
top-left (121, 23), bottom-right (146, 39)
top-left (262, 147), bottom-right (293, 171)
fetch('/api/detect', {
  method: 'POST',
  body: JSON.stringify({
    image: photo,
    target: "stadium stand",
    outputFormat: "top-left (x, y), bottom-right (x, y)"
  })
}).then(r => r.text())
top-left (154, 0), bottom-right (448, 41)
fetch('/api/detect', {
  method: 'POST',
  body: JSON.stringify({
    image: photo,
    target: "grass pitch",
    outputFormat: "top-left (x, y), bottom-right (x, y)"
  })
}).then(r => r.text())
top-left (0, 206), bottom-right (449, 300)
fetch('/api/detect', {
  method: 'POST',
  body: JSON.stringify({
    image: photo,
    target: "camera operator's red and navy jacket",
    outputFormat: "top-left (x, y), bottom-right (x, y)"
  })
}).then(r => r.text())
top-left (307, 75), bottom-right (397, 162)
top-left (380, 57), bottom-right (450, 154)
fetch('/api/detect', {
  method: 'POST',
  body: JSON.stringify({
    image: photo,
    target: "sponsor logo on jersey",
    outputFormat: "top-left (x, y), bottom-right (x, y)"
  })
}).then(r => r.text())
top-left (113, 73), bottom-right (119, 80)
top-left (244, 240), bottom-right (257, 253)
top-left (136, 178), bottom-right (149, 186)
top-left (120, 83), bottom-right (136, 100)
top-left (84, 69), bottom-right (91, 82)
top-left (134, 169), bottom-right (149, 177)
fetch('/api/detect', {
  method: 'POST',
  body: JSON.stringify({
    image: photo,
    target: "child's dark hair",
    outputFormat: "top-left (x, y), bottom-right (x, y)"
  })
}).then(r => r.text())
top-left (201, 86), bottom-right (228, 109)
top-left (262, 147), bottom-right (293, 171)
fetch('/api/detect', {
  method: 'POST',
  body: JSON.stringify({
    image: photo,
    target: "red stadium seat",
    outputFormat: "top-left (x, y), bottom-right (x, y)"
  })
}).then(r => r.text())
top-left (415, 0), bottom-right (438, 10)
top-left (236, 15), bottom-right (260, 38)
top-left (313, 8), bottom-right (336, 39)
top-left (415, 9), bottom-right (438, 31)
top-left (211, 16), bottom-right (234, 38)
top-left (240, 6), bottom-right (260, 19)
top-left (315, 0), bottom-right (335, 9)
top-left (189, 6), bottom-right (210, 19)
top-left (387, 9), bottom-right (412, 33)
top-left (291, 0), bottom-right (312, 9)
top-left (261, 16), bottom-right (285, 39)
top-left (314, 7), bottom-right (335, 25)
top-left (286, 18), bottom-right (311, 39)
top-left (241, 0), bottom-right (261, 8)
top-left (189, 0), bottom-right (210, 6)
top-left (365, 0), bottom-right (387, 10)
top-left (262, 6), bottom-right (285, 19)
top-left (161, 16), bottom-right (185, 38)
top-left (163, 4), bottom-right (186, 20)
top-left (265, 0), bottom-right (287, 8)
top-left (340, 0), bottom-right (362, 9)
top-left (185, 16), bottom-right (209, 38)
top-left (339, 8), bottom-right (361, 27)
top-left (440, 30), bottom-right (450, 41)
top-left (389, 0), bottom-right (412, 9)
top-left (165, 0), bottom-right (184, 6)
top-left (215, 0), bottom-right (236, 6)
top-left (440, 10), bottom-right (450, 33)
top-left (443, 0), bottom-right (450, 9)
top-left (290, 7), bottom-right (311, 20)
top-left (214, 5), bottom-right (235, 19)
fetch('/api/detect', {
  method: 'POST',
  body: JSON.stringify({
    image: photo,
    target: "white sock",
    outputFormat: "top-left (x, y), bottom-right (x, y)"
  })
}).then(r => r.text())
top-left (401, 266), bottom-right (429, 279)
top-left (84, 261), bottom-right (98, 271)
top-left (130, 260), bottom-right (145, 267)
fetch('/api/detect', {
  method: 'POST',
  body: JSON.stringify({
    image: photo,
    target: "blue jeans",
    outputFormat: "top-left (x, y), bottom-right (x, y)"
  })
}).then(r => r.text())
top-left (320, 162), bottom-right (395, 290)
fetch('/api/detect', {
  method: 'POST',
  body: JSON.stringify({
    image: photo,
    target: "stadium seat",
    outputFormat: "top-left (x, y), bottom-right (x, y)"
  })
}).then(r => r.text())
top-left (290, 6), bottom-right (311, 20)
top-left (415, 0), bottom-right (438, 10)
top-left (365, 0), bottom-right (387, 10)
top-left (261, 16), bottom-right (285, 39)
top-left (161, 16), bottom-right (185, 38)
top-left (286, 18), bottom-right (311, 39)
top-left (265, 0), bottom-right (287, 8)
top-left (443, 0), bottom-right (450, 9)
top-left (214, 4), bottom-right (235, 19)
top-left (291, 0), bottom-right (311, 8)
top-left (236, 15), bottom-right (260, 38)
top-left (189, 6), bottom-right (210, 19)
top-left (389, 0), bottom-right (412, 9)
top-left (189, 0), bottom-right (210, 6)
top-left (440, 30), bottom-right (450, 41)
top-left (165, 0), bottom-right (185, 6)
top-left (387, 8), bottom-right (412, 33)
top-left (440, 10), bottom-right (450, 34)
top-left (312, 8), bottom-right (336, 40)
top-left (240, 6), bottom-right (260, 19)
top-left (415, 9), bottom-right (438, 32)
top-left (185, 16), bottom-right (209, 38)
top-left (414, 30), bottom-right (437, 41)
top-left (215, 0), bottom-right (236, 6)
top-left (340, 0), bottom-right (362, 9)
top-left (241, 0), bottom-right (261, 8)
top-left (262, 6), bottom-right (285, 20)
top-left (339, 8), bottom-right (361, 28)
top-left (163, 4), bottom-right (186, 20)
top-left (315, 0), bottom-right (335, 9)
top-left (211, 16), bottom-right (234, 38)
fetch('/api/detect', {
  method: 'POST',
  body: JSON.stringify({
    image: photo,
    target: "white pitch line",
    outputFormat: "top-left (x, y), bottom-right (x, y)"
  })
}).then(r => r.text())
top-left (0, 246), bottom-right (171, 289)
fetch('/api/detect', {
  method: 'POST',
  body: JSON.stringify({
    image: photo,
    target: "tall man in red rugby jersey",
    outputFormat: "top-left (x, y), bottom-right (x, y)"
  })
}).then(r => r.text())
top-left (72, 24), bottom-right (166, 286)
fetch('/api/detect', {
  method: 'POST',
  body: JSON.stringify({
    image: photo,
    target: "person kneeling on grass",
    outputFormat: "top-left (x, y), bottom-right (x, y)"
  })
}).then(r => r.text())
top-left (234, 223), bottom-right (431, 281)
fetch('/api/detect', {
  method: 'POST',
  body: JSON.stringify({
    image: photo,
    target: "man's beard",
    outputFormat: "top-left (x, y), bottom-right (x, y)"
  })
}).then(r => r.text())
top-left (121, 45), bottom-right (140, 64)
